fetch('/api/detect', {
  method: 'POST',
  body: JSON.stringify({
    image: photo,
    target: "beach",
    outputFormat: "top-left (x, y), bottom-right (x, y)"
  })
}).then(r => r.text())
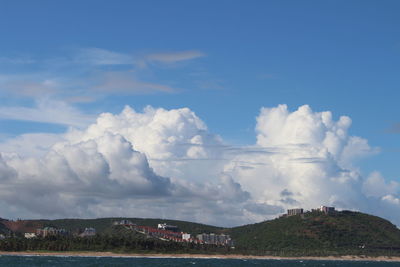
top-left (0, 251), bottom-right (399, 262)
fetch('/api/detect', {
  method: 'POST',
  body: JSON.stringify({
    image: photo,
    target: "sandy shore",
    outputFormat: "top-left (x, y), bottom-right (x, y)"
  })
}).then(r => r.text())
top-left (0, 251), bottom-right (400, 262)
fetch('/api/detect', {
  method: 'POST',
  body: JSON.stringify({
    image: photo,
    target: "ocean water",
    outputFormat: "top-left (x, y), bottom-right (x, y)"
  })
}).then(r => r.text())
top-left (0, 256), bottom-right (398, 267)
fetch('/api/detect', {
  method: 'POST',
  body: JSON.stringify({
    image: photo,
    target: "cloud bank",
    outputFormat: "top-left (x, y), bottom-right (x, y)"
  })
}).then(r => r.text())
top-left (0, 104), bottom-right (399, 226)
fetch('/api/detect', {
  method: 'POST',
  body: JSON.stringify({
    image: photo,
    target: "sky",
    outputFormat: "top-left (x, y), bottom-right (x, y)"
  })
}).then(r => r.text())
top-left (0, 1), bottom-right (399, 227)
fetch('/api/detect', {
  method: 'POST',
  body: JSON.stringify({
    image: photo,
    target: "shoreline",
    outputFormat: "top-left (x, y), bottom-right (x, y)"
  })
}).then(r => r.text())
top-left (0, 251), bottom-right (400, 262)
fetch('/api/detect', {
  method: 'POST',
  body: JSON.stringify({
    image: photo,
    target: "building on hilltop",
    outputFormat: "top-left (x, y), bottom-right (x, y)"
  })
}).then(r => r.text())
top-left (319, 206), bottom-right (335, 214)
top-left (157, 223), bottom-right (179, 232)
top-left (113, 219), bottom-right (135, 226)
top-left (287, 208), bottom-right (303, 216)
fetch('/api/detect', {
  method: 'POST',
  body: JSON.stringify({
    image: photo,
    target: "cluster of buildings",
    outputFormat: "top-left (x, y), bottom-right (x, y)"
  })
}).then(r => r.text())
top-left (36, 227), bottom-right (68, 237)
top-left (315, 206), bottom-right (335, 214)
top-left (134, 225), bottom-right (184, 242)
top-left (24, 226), bottom-right (96, 239)
top-left (283, 206), bottom-right (336, 217)
top-left (113, 220), bottom-right (234, 247)
top-left (196, 233), bottom-right (234, 246)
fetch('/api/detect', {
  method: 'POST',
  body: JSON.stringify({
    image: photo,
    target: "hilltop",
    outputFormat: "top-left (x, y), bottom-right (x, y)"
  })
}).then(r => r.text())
top-left (1, 211), bottom-right (400, 256)
top-left (229, 210), bottom-right (400, 256)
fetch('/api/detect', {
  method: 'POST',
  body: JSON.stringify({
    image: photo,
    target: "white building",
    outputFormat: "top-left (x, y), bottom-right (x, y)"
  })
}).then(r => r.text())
top-left (319, 206), bottom-right (335, 214)
top-left (182, 233), bottom-right (191, 240)
top-left (157, 223), bottom-right (179, 232)
top-left (24, 233), bottom-right (36, 239)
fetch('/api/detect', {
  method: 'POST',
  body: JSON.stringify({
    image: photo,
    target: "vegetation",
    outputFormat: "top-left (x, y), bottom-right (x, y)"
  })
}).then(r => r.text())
top-left (38, 217), bottom-right (223, 235)
top-left (228, 211), bottom-right (400, 256)
top-left (1, 211), bottom-right (400, 256)
top-left (0, 226), bottom-right (232, 254)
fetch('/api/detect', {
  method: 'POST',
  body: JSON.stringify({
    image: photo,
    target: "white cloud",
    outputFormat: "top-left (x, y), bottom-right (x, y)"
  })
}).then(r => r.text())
top-left (382, 195), bottom-right (400, 205)
top-left (224, 104), bottom-right (399, 223)
top-left (0, 106), bottom-right (268, 226)
top-left (363, 171), bottom-right (399, 198)
top-left (0, 104), bottom-right (399, 226)
top-left (65, 105), bottom-right (225, 183)
top-left (0, 133), bottom-right (63, 157)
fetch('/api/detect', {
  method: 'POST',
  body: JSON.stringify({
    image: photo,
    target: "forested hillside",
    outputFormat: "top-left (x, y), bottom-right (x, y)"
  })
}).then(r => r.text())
top-left (229, 211), bottom-right (400, 256)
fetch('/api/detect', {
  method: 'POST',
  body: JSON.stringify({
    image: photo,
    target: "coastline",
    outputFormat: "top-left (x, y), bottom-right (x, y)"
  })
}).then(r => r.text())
top-left (0, 251), bottom-right (400, 262)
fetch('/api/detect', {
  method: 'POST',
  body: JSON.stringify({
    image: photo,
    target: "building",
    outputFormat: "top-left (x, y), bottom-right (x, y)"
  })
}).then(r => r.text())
top-left (196, 233), bottom-right (233, 246)
top-left (80, 227), bottom-right (96, 237)
top-left (157, 223), bottom-right (179, 232)
top-left (182, 233), bottom-right (191, 241)
top-left (319, 206), bottom-right (335, 214)
top-left (113, 219), bottom-right (135, 226)
top-left (36, 227), bottom-right (68, 237)
top-left (24, 233), bottom-right (36, 239)
top-left (287, 208), bottom-right (303, 216)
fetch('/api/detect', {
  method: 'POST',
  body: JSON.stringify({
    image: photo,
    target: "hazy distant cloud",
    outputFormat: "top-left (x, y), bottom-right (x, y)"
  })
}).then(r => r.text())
top-left (0, 79), bottom-right (58, 98)
top-left (146, 50), bottom-right (205, 64)
top-left (0, 47), bottom-right (206, 104)
top-left (195, 79), bottom-right (224, 90)
top-left (0, 98), bottom-right (96, 128)
top-left (74, 47), bottom-right (134, 66)
top-left (0, 47), bottom-right (206, 105)
top-left (0, 56), bottom-right (35, 65)
top-left (387, 123), bottom-right (400, 133)
top-left (73, 48), bottom-right (205, 67)
top-left (64, 95), bottom-right (97, 103)
top-left (92, 71), bottom-right (175, 94)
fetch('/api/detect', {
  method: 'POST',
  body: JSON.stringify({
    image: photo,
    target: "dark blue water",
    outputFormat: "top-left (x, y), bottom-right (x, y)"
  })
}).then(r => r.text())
top-left (0, 256), bottom-right (398, 267)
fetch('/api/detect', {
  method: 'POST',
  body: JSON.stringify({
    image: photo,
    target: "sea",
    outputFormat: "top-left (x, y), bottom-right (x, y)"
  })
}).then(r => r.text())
top-left (0, 256), bottom-right (398, 267)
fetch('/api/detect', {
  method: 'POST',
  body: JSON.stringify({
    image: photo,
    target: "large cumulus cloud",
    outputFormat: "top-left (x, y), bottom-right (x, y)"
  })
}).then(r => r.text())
top-left (0, 104), bottom-right (399, 226)
top-left (0, 106), bottom-right (262, 226)
top-left (224, 104), bottom-right (399, 224)
top-left (65, 106), bottom-right (224, 182)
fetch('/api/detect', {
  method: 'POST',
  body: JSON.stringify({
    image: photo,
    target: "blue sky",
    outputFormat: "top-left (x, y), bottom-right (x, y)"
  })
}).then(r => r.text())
top-left (0, 1), bottom-right (399, 224)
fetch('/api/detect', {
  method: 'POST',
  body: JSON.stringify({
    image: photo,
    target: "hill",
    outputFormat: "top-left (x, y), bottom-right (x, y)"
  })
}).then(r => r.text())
top-left (228, 210), bottom-right (400, 256)
top-left (0, 217), bottom-right (223, 236)
top-left (1, 211), bottom-right (400, 256)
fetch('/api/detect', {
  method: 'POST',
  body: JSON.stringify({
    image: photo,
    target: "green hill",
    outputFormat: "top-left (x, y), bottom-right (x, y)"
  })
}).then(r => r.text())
top-left (0, 217), bottom-right (222, 236)
top-left (228, 210), bottom-right (400, 256)
top-left (38, 217), bottom-right (223, 235)
top-left (1, 211), bottom-right (400, 256)
top-left (0, 220), bottom-right (10, 236)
